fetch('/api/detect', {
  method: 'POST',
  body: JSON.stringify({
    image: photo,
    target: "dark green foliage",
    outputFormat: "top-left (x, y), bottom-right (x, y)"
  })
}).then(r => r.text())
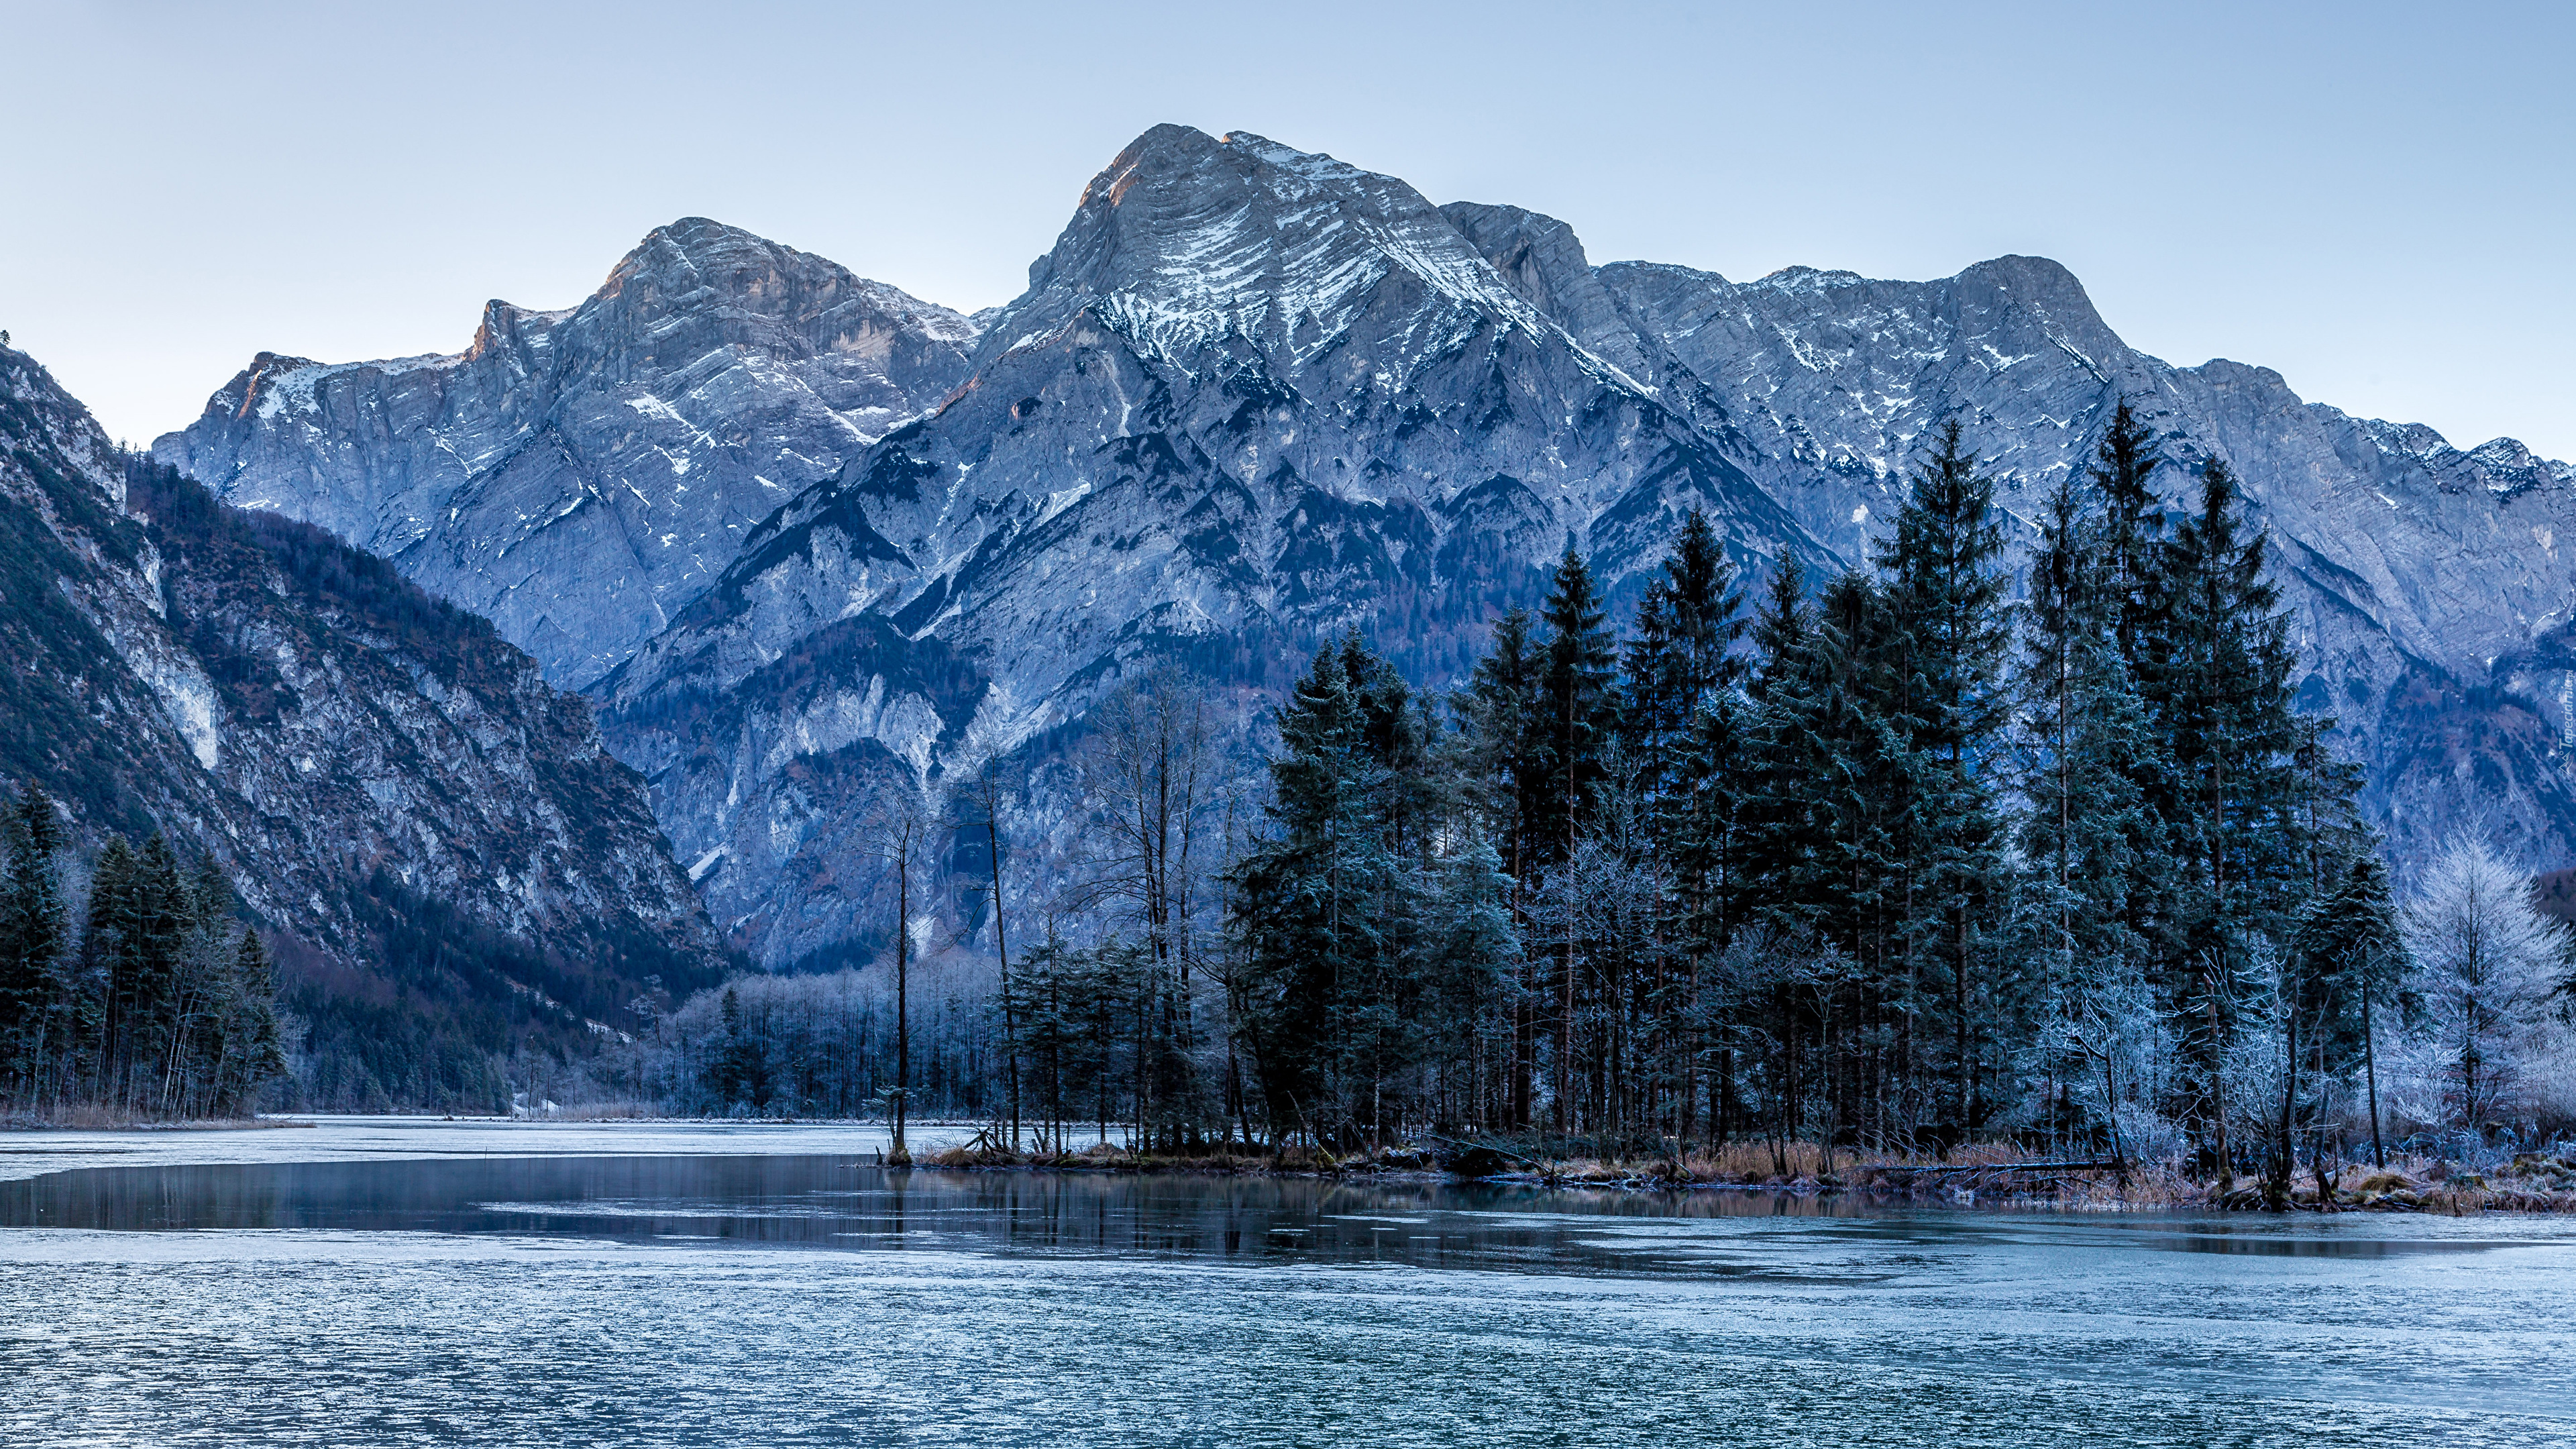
top-left (1531, 545), bottom-right (1621, 864)
top-left (0, 786), bottom-right (287, 1118)
top-left (1197, 408), bottom-right (2375, 1168)
top-left (1230, 644), bottom-right (1404, 1142)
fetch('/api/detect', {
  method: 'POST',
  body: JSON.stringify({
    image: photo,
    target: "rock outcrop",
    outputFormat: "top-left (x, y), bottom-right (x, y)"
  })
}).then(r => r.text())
top-left (1442, 213), bottom-right (2576, 861)
top-left (592, 127), bottom-right (1820, 965)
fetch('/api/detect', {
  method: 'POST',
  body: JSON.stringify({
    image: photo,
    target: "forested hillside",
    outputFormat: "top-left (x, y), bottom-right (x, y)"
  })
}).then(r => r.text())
top-left (1, 343), bottom-right (728, 1114)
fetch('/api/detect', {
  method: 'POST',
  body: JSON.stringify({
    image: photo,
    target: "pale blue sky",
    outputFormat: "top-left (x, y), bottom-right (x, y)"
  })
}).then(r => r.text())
top-left (3, 1), bottom-right (2569, 458)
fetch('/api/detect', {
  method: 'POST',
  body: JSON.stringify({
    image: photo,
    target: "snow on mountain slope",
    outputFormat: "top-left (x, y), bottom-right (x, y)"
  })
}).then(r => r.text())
top-left (3, 342), bottom-right (727, 1091)
top-left (158, 218), bottom-right (978, 686)
top-left (587, 126), bottom-right (1830, 966)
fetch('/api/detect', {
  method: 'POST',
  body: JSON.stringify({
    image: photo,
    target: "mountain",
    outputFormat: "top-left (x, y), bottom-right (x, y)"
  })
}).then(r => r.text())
top-left (156, 217), bottom-right (979, 688)
top-left (594, 125), bottom-right (1821, 966)
top-left (159, 125), bottom-right (2576, 965)
top-left (4, 343), bottom-right (726, 1106)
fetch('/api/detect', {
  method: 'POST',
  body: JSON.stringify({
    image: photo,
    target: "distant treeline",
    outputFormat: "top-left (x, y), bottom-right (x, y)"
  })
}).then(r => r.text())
top-left (627, 409), bottom-right (2576, 1190)
top-left (0, 785), bottom-right (286, 1120)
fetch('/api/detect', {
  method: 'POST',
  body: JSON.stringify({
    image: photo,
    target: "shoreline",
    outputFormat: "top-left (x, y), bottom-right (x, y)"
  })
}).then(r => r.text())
top-left (1, 1116), bottom-right (317, 1133)
top-left (7, 1114), bottom-right (2568, 1215)
top-left (911, 1141), bottom-right (2576, 1215)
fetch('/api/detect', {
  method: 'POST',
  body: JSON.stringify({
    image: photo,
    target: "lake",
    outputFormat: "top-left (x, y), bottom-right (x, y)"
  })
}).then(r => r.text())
top-left (1, 1122), bottom-right (2569, 1446)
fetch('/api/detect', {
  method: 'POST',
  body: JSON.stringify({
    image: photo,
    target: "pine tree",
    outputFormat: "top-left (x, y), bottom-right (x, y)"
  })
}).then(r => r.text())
top-left (1533, 545), bottom-right (1620, 864)
top-left (1454, 606), bottom-right (1547, 1126)
top-left (2012, 447), bottom-right (2169, 1152)
top-left (1737, 551), bottom-right (1829, 934)
top-left (1456, 606), bottom-right (1544, 888)
top-left (2148, 458), bottom-right (2312, 1175)
top-left (80, 836), bottom-right (139, 1102)
top-left (1533, 545), bottom-right (1619, 1128)
top-left (213, 928), bottom-right (288, 1116)
top-left (1622, 507), bottom-right (1748, 820)
top-left (1, 787), bottom-right (70, 1089)
top-left (1875, 421), bottom-right (2015, 1133)
top-left (1230, 645), bottom-right (1395, 1145)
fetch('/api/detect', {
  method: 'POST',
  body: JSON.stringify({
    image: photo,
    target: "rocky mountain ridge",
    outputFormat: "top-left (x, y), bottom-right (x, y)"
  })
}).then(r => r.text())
top-left (160, 125), bottom-right (2576, 965)
top-left (158, 217), bottom-right (979, 688)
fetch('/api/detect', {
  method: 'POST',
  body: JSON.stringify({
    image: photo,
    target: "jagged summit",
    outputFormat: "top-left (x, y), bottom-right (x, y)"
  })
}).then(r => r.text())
top-left (987, 125), bottom-right (1553, 379)
top-left (158, 219), bottom-right (981, 686)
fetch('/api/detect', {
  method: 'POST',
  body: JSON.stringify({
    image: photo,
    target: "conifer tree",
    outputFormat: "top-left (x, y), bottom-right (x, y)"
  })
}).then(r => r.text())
top-left (2093, 401), bottom-right (2167, 664)
top-left (2012, 447), bottom-right (2169, 1150)
top-left (1736, 551), bottom-right (1824, 933)
top-left (1453, 606), bottom-right (1546, 1124)
top-left (1533, 545), bottom-right (1619, 863)
top-left (1231, 645), bottom-right (1395, 1143)
top-left (1622, 508), bottom-right (1747, 820)
top-left (213, 928), bottom-right (288, 1116)
top-left (1876, 421), bottom-right (2015, 1132)
top-left (80, 836), bottom-right (139, 1101)
top-left (1533, 546), bottom-right (1619, 1129)
top-left (1, 787), bottom-right (70, 1085)
top-left (2149, 458), bottom-right (2310, 1175)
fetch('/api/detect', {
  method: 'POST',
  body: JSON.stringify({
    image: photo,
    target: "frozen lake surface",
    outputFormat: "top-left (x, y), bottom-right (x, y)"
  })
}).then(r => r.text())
top-left (3, 1122), bottom-right (2572, 1446)
top-left (0, 1114), bottom-right (948, 1183)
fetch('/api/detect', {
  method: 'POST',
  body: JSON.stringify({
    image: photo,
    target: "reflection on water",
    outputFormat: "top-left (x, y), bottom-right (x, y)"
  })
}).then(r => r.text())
top-left (3, 1156), bottom-right (1929, 1276)
top-left (4, 1154), bottom-right (2574, 1446)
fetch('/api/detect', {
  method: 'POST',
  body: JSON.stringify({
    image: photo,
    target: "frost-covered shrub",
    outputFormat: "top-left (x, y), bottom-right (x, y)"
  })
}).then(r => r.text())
top-left (2398, 837), bottom-right (2575, 1132)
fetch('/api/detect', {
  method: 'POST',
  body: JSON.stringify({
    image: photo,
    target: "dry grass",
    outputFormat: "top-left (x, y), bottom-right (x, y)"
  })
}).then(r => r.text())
top-left (2203, 1152), bottom-right (2576, 1214)
top-left (1, 1104), bottom-right (304, 1131)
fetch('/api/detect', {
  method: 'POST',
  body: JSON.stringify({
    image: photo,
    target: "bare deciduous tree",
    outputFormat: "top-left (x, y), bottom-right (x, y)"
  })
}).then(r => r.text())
top-left (863, 787), bottom-right (941, 1164)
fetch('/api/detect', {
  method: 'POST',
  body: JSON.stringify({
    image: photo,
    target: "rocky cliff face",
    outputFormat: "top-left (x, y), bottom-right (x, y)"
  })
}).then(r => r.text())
top-left (157, 218), bottom-right (978, 687)
top-left (159, 125), bottom-right (2576, 963)
top-left (4, 343), bottom-right (726, 1095)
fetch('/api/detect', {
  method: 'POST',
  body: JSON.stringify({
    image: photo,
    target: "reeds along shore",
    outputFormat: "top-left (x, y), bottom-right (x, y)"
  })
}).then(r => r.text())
top-left (913, 1136), bottom-right (2576, 1213)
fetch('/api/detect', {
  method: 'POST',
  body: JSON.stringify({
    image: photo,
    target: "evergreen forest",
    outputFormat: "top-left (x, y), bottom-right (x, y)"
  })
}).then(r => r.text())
top-left (616, 410), bottom-right (2576, 1189)
top-left (0, 784), bottom-right (287, 1120)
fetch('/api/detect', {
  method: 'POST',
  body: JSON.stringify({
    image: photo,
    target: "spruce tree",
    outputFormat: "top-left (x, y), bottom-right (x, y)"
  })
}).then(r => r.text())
top-left (1737, 551), bottom-right (1826, 934)
top-left (1533, 545), bottom-right (1619, 864)
top-left (1622, 507), bottom-right (1748, 822)
top-left (2094, 401), bottom-right (2167, 664)
top-left (80, 836), bottom-right (140, 1102)
top-left (2147, 458), bottom-right (2312, 1177)
top-left (1231, 645), bottom-right (1395, 1144)
top-left (2012, 452), bottom-right (2171, 1152)
top-left (1874, 421), bottom-right (2014, 1132)
top-left (1534, 546), bottom-right (1619, 1128)
top-left (1454, 606), bottom-right (1547, 1126)
top-left (215, 928), bottom-right (288, 1116)
top-left (1, 788), bottom-right (70, 1086)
